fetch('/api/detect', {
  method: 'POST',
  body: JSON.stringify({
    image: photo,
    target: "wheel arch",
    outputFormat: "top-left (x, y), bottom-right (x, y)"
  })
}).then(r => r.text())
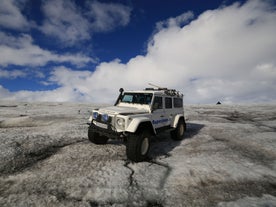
top-left (172, 115), bottom-right (186, 129)
top-left (126, 117), bottom-right (156, 135)
top-left (136, 121), bottom-right (156, 135)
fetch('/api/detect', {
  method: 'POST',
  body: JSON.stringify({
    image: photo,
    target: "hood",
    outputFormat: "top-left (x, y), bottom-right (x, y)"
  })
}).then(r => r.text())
top-left (98, 106), bottom-right (148, 115)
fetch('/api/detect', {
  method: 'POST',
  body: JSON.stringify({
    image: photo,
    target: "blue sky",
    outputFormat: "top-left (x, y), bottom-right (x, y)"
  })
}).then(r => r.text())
top-left (0, 0), bottom-right (276, 104)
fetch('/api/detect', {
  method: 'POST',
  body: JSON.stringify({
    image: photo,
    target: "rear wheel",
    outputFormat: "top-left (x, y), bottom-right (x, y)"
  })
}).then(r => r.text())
top-left (171, 119), bottom-right (186, 140)
top-left (88, 128), bottom-right (108, 144)
top-left (126, 129), bottom-right (151, 162)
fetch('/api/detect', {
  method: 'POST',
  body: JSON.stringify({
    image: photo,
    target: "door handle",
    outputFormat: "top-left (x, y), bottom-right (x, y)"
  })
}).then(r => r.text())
top-left (160, 115), bottom-right (164, 117)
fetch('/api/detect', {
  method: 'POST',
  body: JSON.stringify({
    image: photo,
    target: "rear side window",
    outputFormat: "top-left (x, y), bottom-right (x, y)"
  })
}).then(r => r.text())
top-left (165, 97), bottom-right (172, 108)
top-left (174, 98), bottom-right (183, 108)
top-left (153, 97), bottom-right (163, 110)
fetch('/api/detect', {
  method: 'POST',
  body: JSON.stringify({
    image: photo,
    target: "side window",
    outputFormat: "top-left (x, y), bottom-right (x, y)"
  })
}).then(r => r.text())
top-left (152, 96), bottom-right (163, 110)
top-left (165, 97), bottom-right (172, 109)
top-left (174, 98), bottom-right (183, 108)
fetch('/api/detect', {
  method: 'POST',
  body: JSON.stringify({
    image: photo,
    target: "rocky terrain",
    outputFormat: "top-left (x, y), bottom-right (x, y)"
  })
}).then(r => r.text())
top-left (0, 102), bottom-right (276, 206)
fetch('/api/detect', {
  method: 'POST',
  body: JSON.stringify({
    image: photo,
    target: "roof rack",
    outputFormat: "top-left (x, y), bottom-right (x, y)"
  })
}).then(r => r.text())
top-left (145, 83), bottom-right (183, 97)
top-left (144, 87), bottom-right (167, 91)
top-left (164, 89), bottom-right (183, 97)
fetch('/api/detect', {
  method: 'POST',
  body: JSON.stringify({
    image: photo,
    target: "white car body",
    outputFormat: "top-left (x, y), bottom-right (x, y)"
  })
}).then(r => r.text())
top-left (88, 87), bottom-right (186, 162)
top-left (88, 88), bottom-right (186, 137)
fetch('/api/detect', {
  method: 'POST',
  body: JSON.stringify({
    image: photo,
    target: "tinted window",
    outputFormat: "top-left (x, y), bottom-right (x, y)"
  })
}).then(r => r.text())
top-left (153, 97), bottom-right (163, 110)
top-left (165, 97), bottom-right (172, 108)
top-left (174, 98), bottom-right (183, 108)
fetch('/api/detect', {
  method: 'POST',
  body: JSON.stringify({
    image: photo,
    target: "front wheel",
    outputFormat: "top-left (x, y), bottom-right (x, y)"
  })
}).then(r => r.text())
top-left (126, 130), bottom-right (151, 162)
top-left (171, 119), bottom-right (186, 140)
top-left (88, 127), bottom-right (108, 144)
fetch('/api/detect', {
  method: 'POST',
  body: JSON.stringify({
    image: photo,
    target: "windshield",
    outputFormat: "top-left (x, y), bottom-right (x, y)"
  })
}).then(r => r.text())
top-left (121, 93), bottom-right (153, 105)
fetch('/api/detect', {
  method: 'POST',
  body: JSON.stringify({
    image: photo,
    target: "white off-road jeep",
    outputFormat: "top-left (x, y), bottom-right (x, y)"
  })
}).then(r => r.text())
top-left (88, 87), bottom-right (186, 162)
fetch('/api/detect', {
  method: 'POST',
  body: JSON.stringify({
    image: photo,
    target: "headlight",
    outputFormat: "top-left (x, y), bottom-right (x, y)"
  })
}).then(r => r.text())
top-left (102, 114), bottom-right (109, 122)
top-left (92, 112), bottom-right (98, 119)
top-left (116, 118), bottom-right (125, 127)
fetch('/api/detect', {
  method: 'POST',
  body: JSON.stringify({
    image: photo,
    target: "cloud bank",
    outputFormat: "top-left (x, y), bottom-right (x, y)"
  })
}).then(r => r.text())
top-left (1, 0), bottom-right (276, 104)
top-left (0, 32), bottom-right (93, 67)
top-left (40, 0), bottom-right (132, 45)
top-left (0, 0), bottom-right (30, 30)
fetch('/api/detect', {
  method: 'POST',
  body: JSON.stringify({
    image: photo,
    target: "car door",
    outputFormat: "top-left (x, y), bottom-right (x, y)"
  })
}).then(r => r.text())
top-left (151, 96), bottom-right (167, 129)
top-left (164, 97), bottom-right (174, 126)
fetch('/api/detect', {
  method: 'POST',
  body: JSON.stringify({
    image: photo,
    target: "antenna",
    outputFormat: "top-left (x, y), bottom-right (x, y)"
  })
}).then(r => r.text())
top-left (148, 83), bottom-right (167, 90)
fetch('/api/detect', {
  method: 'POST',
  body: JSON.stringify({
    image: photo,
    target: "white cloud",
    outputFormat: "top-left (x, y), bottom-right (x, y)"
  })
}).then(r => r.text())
top-left (0, 67), bottom-right (46, 80)
top-left (0, 32), bottom-right (94, 67)
top-left (155, 11), bottom-right (194, 31)
top-left (0, 69), bottom-right (27, 79)
top-left (1, 0), bottom-right (276, 104)
top-left (0, 0), bottom-right (29, 30)
top-left (40, 0), bottom-right (90, 45)
top-left (0, 85), bottom-right (11, 98)
top-left (0, 85), bottom-right (85, 102)
top-left (0, 0), bottom-right (131, 46)
top-left (87, 1), bottom-right (132, 32)
top-left (40, 0), bottom-right (132, 45)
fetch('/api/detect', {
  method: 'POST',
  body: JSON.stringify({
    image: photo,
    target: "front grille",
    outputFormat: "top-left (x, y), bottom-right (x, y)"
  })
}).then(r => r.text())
top-left (89, 121), bottom-right (120, 139)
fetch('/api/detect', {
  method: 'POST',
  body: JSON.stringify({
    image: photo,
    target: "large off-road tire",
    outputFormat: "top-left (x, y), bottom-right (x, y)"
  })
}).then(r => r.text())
top-left (126, 129), bottom-right (151, 162)
top-left (88, 128), bottom-right (108, 144)
top-left (171, 119), bottom-right (186, 140)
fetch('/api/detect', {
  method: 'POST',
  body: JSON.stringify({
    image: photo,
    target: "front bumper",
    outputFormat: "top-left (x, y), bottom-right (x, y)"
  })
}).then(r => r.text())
top-left (88, 121), bottom-right (123, 139)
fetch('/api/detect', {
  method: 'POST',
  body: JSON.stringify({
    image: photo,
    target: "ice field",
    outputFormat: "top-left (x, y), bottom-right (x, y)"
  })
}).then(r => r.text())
top-left (0, 102), bottom-right (276, 206)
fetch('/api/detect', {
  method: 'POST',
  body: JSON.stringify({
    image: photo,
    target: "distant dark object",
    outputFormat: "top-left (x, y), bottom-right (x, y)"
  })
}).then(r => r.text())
top-left (0, 105), bottom-right (18, 107)
top-left (216, 101), bottom-right (221, 105)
